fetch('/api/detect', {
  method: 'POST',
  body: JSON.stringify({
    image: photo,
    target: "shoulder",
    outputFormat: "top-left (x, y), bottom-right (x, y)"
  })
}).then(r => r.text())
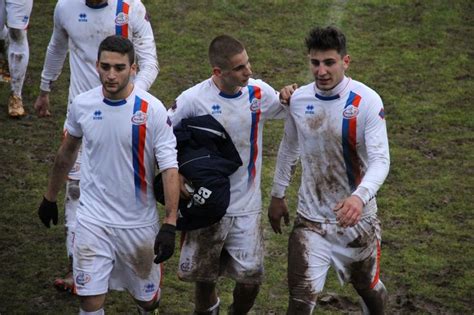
top-left (292, 82), bottom-right (315, 99)
top-left (75, 86), bottom-right (102, 103)
top-left (180, 79), bottom-right (213, 99)
top-left (247, 78), bottom-right (276, 92)
top-left (350, 79), bottom-right (382, 103)
top-left (133, 87), bottom-right (167, 113)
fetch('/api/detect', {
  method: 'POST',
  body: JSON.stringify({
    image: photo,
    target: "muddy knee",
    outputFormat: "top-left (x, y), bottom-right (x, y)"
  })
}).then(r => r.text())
top-left (287, 297), bottom-right (316, 315)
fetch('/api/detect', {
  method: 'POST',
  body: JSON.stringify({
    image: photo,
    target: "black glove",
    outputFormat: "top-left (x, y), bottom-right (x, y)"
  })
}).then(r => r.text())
top-left (38, 196), bottom-right (58, 228)
top-left (154, 223), bottom-right (176, 264)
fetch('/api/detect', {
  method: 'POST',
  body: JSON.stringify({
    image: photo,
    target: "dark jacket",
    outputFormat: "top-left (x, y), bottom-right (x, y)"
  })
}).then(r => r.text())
top-left (154, 115), bottom-right (242, 230)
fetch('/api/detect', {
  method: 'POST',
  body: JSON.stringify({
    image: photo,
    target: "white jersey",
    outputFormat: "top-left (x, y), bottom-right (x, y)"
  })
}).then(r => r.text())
top-left (65, 86), bottom-right (177, 228)
top-left (40, 0), bottom-right (158, 104)
top-left (169, 78), bottom-right (286, 216)
top-left (272, 77), bottom-right (390, 223)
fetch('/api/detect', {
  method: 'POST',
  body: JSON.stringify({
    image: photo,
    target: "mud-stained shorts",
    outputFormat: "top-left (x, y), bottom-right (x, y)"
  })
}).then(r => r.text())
top-left (0, 0), bottom-right (33, 30)
top-left (288, 214), bottom-right (382, 300)
top-left (73, 216), bottom-right (162, 302)
top-left (178, 213), bottom-right (264, 284)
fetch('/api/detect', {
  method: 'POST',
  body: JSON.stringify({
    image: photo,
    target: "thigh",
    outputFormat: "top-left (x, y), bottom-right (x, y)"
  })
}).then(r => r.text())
top-left (5, 0), bottom-right (32, 29)
top-left (110, 224), bottom-right (161, 302)
top-left (73, 218), bottom-right (114, 296)
top-left (221, 213), bottom-right (264, 284)
top-left (331, 216), bottom-right (382, 290)
top-left (288, 215), bottom-right (332, 299)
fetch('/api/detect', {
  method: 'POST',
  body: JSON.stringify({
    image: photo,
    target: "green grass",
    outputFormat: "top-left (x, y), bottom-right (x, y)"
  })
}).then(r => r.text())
top-left (0, 0), bottom-right (472, 314)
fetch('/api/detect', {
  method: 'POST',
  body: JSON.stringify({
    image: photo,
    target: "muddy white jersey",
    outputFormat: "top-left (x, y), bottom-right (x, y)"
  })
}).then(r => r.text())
top-left (65, 86), bottom-right (177, 228)
top-left (169, 78), bottom-right (286, 216)
top-left (272, 77), bottom-right (390, 223)
top-left (40, 0), bottom-right (158, 104)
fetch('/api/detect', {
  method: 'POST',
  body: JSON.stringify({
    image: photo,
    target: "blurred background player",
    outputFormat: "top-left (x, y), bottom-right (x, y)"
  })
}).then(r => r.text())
top-left (0, 0), bottom-right (33, 117)
top-left (33, 0), bottom-right (158, 294)
top-left (169, 34), bottom-right (288, 314)
top-left (37, 35), bottom-right (179, 315)
top-left (268, 26), bottom-right (390, 314)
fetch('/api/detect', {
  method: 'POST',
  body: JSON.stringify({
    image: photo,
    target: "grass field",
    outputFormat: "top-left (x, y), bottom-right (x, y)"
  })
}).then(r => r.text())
top-left (0, 0), bottom-right (473, 314)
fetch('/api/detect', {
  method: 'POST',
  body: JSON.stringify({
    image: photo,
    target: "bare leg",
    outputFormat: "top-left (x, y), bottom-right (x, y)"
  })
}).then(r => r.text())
top-left (228, 283), bottom-right (260, 314)
top-left (194, 281), bottom-right (219, 314)
top-left (355, 281), bottom-right (387, 315)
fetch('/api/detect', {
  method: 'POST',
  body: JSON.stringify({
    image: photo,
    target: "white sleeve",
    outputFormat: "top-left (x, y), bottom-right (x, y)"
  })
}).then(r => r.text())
top-left (352, 95), bottom-right (390, 204)
top-left (152, 102), bottom-right (178, 171)
top-left (130, 1), bottom-right (158, 91)
top-left (167, 91), bottom-right (196, 126)
top-left (39, 3), bottom-right (69, 92)
top-left (259, 80), bottom-right (287, 120)
top-left (271, 113), bottom-right (300, 198)
top-left (64, 98), bottom-right (82, 138)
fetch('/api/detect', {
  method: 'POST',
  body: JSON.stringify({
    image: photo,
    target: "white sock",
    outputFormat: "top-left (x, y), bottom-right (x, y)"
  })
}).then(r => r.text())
top-left (8, 28), bottom-right (29, 96)
top-left (79, 308), bottom-right (104, 315)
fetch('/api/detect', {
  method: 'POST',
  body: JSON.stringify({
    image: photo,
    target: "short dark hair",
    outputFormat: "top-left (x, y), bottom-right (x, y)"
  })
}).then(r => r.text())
top-left (98, 35), bottom-right (135, 65)
top-left (208, 35), bottom-right (245, 69)
top-left (305, 26), bottom-right (347, 56)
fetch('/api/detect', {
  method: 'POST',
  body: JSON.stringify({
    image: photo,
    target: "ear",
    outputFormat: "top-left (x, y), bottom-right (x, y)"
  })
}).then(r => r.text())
top-left (343, 54), bottom-right (351, 70)
top-left (130, 62), bottom-right (138, 74)
top-left (212, 66), bottom-right (222, 77)
top-left (96, 60), bottom-right (100, 72)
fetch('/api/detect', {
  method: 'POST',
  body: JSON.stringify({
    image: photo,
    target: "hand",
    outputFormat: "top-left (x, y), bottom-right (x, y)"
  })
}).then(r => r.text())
top-left (154, 223), bottom-right (176, 264)
top-left (34, 91), bottom-right (51, 117)
top-left (279, 83), bottom-right (298, 105)
top-left (179, 174), bottom-right (192, 200)
top-left (38, 196), bottom-right (58, 228)
top-left (333, 195), bottom-right (364, 228)
top-left (267, 196), bottom-right (290, 234)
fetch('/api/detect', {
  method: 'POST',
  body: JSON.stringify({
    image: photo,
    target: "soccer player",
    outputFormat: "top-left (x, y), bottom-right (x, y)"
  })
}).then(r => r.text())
top-left (0, 0), bottom-right (33, 117)
top-left (33, 0), bottom-right (159, 293)
top-left (37, 35), bottom-right (179, 315)
top-left (268, 26), bottom-right (390, 314)
top-left (168, 35), bottom-right (287, 314)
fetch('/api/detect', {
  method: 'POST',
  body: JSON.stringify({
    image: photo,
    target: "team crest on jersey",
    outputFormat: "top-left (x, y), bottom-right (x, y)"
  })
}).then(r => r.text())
top-left (211, 104), bottom-right (222, 114)
top-left (115, 12), bottom-right (129, 26)
top-left (343, 105), bottom-right (359, 119)
top-left (305, 105), bottom-right (315, 114)
top-left (250, 98), bottom-right (261, 112)
top-left (76, 272), bottom-right (91, 286)
top-left (131, 110), bottom-right (147, 125)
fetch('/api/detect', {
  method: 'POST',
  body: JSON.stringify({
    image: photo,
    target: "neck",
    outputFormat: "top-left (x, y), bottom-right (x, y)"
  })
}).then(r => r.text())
top-left (315, 76), bottom-right (350, 97)
top-left (86, 0), bottom-right (107, 7)
top-left (212, 75), bottom-right (241, 96)
top-left (103, 83), bottom-right (134, 101)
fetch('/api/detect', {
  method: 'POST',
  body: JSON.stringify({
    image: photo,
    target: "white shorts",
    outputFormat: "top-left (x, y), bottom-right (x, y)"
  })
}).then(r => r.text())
top-left (288, 214), bottom-right (382, 301)
top-left (0, 0), bottom-right (33, 30)
top-left (73, 216), bottom-right (162, 302)
top-left (178, 213), bottom-right (264, 284)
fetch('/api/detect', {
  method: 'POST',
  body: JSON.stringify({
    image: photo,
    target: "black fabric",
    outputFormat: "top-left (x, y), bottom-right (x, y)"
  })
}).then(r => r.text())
top-left (154, 223), bottom-right (176, 264)
top-left (154, 115), bottom-right (242, 230)
top-left (38, 196), bottom-right (58, 228)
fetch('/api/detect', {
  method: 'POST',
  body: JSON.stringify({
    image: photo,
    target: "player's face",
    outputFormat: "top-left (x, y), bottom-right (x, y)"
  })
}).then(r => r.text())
top-left (96, 51), bottom-right (137, 100)
top-left (218, 49), bottom-right (252, 94)
top-left (309, 49), bottom-right (350, 91)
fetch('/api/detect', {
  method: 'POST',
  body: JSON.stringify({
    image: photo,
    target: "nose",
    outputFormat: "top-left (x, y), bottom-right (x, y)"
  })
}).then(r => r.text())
top-left (317, 65), bottom-right (327, 76)
top-left (244, 63), bottom-right (252, 76)
top-left (107, 68), bottom-right (117, 80)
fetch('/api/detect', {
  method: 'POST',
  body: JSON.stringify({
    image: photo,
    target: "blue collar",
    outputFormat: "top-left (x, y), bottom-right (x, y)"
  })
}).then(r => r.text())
top-left (103, 98), bottom-right (127, 106)
top-left (86, 1), bottom-right (108, 9)
top-left (219, 91), bottom-right (242, 99)
top-left (315, 93), bottom-right (340, 101)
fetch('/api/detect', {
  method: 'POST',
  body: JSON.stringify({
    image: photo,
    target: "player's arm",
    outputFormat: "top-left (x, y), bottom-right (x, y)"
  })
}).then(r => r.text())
top-left (38, 133), bottom-right (82, 228)
top-left (34, 3), bottom-right (69, 117)
top-left (268, 113), bottom-right (300, 233)
top-left (334, 95), bottom-right (390, 227)
top-left (130, 2), bottom-right (159, 90)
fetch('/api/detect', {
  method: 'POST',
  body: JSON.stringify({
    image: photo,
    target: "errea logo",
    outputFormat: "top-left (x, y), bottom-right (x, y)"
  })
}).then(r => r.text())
top-left (305, 105), bottom-right (315, 114)
top-left (78, 13), bottom-right (87, 22)
top-left (93, 110), bottom-right (103, 120)
top-left (211, 104), bottom-right (222, 114)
